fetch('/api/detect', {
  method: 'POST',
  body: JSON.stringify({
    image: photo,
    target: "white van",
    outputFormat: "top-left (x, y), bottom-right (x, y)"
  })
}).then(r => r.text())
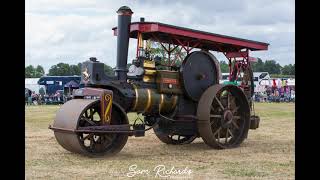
top-left (219, 72), bottom-right (270, 86)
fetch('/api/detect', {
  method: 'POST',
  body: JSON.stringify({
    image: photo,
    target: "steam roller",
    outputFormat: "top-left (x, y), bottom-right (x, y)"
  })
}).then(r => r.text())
top-left (53, 99), bottom-right (129, 156)
top-left (49, 6), bottom-right (268, 156)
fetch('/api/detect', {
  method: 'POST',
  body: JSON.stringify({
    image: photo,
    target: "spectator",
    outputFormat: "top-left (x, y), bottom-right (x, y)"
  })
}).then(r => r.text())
top-left (274, 88), bottom-right (280, 102)
top-left (266, 86), bottom-right (271, 97)
top-left (280, 87), bottom-right (284, 99)
top-left (25, 89), bottom-right (30, 105)
top-left (28, 96), bottom-right (32, 105)
top-left (272, 79), bottom-right (277, 93)
top-left (45, 94), bottom-right (49, 104)
top-left (284, 80), bottom-right (288, 92)
top-left (281, 79), bottom-right (286, 87)
top-left (277, 79), bottom-right (282, 89)
top-left (290, 88), bottom-right (295, 101)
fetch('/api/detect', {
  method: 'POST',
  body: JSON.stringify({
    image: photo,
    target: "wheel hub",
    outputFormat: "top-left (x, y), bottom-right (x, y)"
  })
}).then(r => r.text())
top-left (221, 109), bottom-right (233, 128)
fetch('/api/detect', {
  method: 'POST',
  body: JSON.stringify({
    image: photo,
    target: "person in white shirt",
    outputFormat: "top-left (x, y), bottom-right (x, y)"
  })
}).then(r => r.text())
top-left (127, 59), bottom-right (144, 77)
top-left (277, 78), bottom-right (282, 89)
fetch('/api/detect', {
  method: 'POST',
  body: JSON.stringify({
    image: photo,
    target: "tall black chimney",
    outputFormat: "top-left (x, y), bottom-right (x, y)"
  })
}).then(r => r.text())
top-left (115, 6), bottom-right (133, 81)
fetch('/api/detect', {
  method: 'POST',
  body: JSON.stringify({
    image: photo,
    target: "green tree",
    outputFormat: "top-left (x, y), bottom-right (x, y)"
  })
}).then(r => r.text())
top-left (25, 65), bottom-right (35, 78)
top-left (35, 65), bottom-right (45, 77)
top-left (266, 60), bottom-right (281, 74)
top-left (48, 63), bottom-right (71, 76)
top-left (25, 65), bottom-right (45, 78)
top-left (219, 61), bottom-right (229, 73)
top-left (77, 63), bottom-right (82, 72)
top-left (252, 58), bottom-right (265, 72)
top-left (281, 64), bottom-right (295, 75)
top-left (104, 64), bottom-right (114, 76)
top-left (147, 40), bottom-right (187, 68)
top-left (70, 64), bottom-right (81, 75)
top-left (282, 64), bottom-right (292, 75)
top-left (292, 64), bottom-right (295, 75)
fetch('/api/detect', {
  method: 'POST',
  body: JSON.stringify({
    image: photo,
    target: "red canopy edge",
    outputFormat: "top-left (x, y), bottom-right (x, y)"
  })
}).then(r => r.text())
top-left (112, 22), bottom-right (269, 52)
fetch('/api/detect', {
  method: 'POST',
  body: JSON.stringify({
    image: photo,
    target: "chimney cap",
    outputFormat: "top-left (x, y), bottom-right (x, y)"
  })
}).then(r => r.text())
top-left (117, 6), bottom-right (133, 15)
top-left (89, 57), bottom-right (98, 62)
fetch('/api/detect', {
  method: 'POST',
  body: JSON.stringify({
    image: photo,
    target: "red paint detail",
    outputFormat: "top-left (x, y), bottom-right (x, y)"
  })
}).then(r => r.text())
top-left (226, 51), bottom-right (249, 58)
top-left (161, 78), bottom-right (179, 85)
top-left (112, 22), bottom-right (269, 51)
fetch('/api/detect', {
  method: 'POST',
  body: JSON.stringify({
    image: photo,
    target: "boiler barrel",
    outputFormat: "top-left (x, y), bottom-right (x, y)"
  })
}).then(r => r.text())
top-left (131, 87), bottom-right (178, 114)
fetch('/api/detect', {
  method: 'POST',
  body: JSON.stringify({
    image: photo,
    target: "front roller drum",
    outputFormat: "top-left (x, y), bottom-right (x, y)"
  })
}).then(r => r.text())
top-left (52, 99), bottom-right (129, 157)
top-left (197, 84), bottom-right (251, 149)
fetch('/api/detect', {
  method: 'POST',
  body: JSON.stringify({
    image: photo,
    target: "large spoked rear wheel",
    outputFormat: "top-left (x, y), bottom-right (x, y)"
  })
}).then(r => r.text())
top-left (153, 124), bottom-right (196, 145)
top-left (53, 99), bottom-right (128, 157)
top-left (197, 84), bottom-right (250, 149)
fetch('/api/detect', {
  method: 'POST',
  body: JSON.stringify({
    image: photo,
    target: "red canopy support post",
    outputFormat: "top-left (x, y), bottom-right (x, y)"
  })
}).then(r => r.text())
top-left (228, 58), bottom-right (232, 81)
top-left (136, 31), bottom-right (140, 58)
top-left (168, 44), bottom-right (171, 65)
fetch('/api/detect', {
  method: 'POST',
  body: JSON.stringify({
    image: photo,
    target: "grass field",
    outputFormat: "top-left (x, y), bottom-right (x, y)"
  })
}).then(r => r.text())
top-left (25, 103), bottom-right (295, 180)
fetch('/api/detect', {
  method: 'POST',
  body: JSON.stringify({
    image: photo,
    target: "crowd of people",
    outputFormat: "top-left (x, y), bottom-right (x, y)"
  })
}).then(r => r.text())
top-left (26, 78), bottom-right (295, 105)
top-left (253, 79), bottom-right (295, 103)
top-left (25, 89), bottom-right (65, 105)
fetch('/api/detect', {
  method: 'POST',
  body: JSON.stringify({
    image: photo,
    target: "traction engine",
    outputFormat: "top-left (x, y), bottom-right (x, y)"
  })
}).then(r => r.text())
top-left (49, 6), bottom-right (268, 156)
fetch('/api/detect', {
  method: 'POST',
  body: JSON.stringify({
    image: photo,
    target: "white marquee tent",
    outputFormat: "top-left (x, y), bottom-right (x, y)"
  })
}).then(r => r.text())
top-left (25, 78), bottom-right (45, 93)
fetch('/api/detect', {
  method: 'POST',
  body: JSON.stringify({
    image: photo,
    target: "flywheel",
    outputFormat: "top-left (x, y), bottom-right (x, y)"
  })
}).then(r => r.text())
top-left (180, 51), bottom-right (221, 101)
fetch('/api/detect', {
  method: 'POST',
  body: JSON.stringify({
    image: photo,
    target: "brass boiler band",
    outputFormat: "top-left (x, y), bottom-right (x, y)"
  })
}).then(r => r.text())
top-left (131, 84), bottom-right (178, 114)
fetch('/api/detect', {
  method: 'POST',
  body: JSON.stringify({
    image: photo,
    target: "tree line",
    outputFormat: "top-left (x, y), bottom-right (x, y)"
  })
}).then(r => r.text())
top-left (26, 41), bottom-right (294, 78)
top-left (26, 58), bottom-right (295, 78)
top-left (25, 63), bottom-right (114, 78)
top-left (219, 58), bottom-right (295, 75)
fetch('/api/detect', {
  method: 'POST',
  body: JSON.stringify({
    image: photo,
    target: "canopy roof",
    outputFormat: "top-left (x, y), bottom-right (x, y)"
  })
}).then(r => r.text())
top-left (112, 22), bottom-right (269, 52)
top-left (64, 80), bottom-right (79, 88)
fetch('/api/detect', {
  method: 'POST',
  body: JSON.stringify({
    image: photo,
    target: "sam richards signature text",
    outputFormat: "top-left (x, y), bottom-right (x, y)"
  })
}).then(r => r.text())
top-left (126, 164), bottom-right (192, 178)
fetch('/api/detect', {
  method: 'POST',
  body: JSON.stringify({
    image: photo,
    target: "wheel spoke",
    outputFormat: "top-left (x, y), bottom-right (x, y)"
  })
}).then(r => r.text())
top-left (227, 93), bottom-right (231, 109)
top-left (85, 110), bottom-right (89, 118)
top-left (233, 116), bottom-right (241, 120)
top-left (83, 133), bottom-right (94, 141)
top-left (214, 97), bottom-right (225, 111)
top-left (232, 106), bottom-right (240, 114)
top-left (89, 137), bottom-right (94, 149)
top-left (213, 127), bottom-right (222, 136)
top-left (228, 129), bottom-right (234, 138)
top-left (210, 114), bottom-right (222, 118)
top-left (104, 135), bottom-right (113, 142)
top-left (90, 108), bottom-right (94, 120)
top-left (81, 117), bottom-right (96, 125)
top-left (96, 136), bottom-right (102, 143)
top-left (225, 128), bottom-right (229, 143)
top-left (232, 121), bottom-right (239, 129)
top-left (211, 106), bottom-right (214, 112)
top-left (213, 127), bottom-right (222, 143)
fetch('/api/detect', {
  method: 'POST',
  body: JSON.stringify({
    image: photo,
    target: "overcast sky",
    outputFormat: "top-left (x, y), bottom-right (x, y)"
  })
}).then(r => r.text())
top-left (26, 0), bottom-right (294, 73)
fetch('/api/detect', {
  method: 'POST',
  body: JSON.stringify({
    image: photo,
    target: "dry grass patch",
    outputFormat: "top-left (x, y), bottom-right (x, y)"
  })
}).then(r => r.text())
top-left (26, 102), bottom-right (294, 179)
